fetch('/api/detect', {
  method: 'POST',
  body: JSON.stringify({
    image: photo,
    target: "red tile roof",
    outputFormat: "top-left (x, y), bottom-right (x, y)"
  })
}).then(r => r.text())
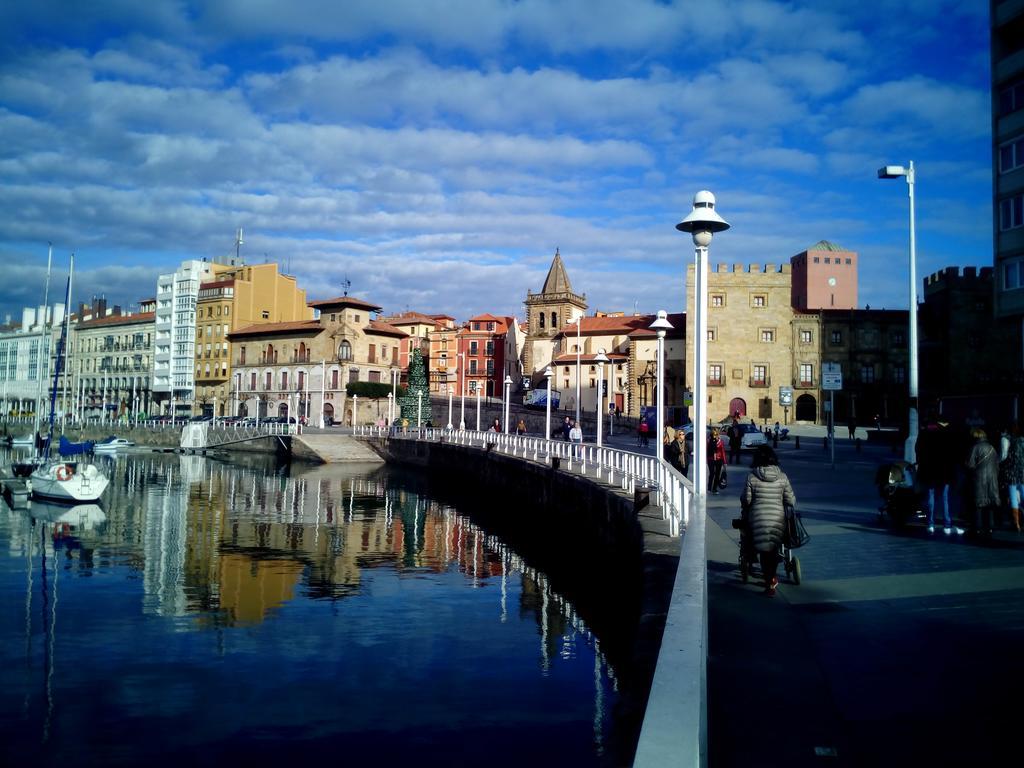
top-left (551, 352), bottom-right (629, 364)
top-left (77, 311), bottom-right (155, 329)
top-left (228, 320), bottom-right (322, 339)
top-left (366, 319), bottom-right (408, 338)
top-left (556, 313), bottom-right (686, 338)
top-left (308, 296), bottom-right (382, 312)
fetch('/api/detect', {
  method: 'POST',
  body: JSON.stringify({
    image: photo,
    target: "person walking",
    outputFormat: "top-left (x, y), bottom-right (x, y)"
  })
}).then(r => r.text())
top-left (569, 419), bottom-right (583, 460)
top-left (966, 428), bottom-right (1000, 538)
top-left (515, 418), bottom-right (527, 436)
top-left (562, 415), bottom-right (572, 441)
top-left (916, 415), bottom-right (962, 535)
top-left (707, 426), bottom-right (726, 493)
top-left (1001, 421), bottom-right (1024, 533)
top-left (638, 418), bottom-right (650, 448)
top-left (741, 446), bottom-right (796, 597)
top-left (666, 429), bottom-right (689, 475)
top-left (663, 424), bottom-right (675, 455)
top-left (727, 419), bottom-right (742, 465)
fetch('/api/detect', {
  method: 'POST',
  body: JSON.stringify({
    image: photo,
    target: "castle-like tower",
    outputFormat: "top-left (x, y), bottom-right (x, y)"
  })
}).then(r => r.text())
top-left (523, 249), bottom-right (587, 383)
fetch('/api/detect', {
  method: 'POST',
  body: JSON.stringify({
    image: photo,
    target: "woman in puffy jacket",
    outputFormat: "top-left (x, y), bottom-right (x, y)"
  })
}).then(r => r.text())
top-left (741, 445), bottom-right (796, 597)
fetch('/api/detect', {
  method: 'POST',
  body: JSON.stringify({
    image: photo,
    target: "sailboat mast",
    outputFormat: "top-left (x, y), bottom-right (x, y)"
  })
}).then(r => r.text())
top-left (34, 243), bottom-right (53, 435)
top-left (41, 272), bottom-right (71, 460)
top-left (60, 254), bottom-right (74, 428)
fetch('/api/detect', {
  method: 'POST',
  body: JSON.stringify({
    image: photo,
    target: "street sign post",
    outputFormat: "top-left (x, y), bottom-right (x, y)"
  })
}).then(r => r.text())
top-left (821, 363), bottom-right (842, 468)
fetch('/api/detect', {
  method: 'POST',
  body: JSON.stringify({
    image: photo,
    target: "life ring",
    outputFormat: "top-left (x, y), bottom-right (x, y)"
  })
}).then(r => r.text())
top-left (56, 464), bottom-right (73, 481)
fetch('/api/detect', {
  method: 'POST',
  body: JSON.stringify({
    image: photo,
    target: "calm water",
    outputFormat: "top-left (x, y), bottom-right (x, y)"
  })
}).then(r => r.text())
top-left (0, 450), bottom-right (623, 767)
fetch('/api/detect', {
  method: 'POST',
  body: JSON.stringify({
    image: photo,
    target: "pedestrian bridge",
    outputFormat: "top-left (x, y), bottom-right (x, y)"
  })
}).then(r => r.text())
top-left (179, 421), bottom-right (296, 451)
top-left (351, 425), bottom-right (709, 767)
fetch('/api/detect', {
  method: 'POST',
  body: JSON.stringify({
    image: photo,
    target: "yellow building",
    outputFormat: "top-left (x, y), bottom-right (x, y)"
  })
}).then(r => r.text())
top-left (193, 263), bottom-right (311, 417)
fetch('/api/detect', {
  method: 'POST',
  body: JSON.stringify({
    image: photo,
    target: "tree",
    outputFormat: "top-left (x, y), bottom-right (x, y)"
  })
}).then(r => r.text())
top-left (397, 347), bottom-right (431, 425)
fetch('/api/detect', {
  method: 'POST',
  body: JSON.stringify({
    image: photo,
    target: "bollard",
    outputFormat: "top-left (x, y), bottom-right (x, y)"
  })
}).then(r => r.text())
top-left (823, 436), bottom-right (828, 451)
top-left (855, 437), bottom-right (862, 452)
top-left (794, 435), bottom-right (800, 449)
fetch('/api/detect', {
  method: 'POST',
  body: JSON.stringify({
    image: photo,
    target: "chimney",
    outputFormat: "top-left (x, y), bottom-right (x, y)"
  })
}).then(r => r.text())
top-left (22, 307), bottom-right (35, 331)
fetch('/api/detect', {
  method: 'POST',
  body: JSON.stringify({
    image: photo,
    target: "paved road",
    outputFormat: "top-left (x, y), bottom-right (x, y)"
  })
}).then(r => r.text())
top-left (702, 437), bottom-right (1024, 768)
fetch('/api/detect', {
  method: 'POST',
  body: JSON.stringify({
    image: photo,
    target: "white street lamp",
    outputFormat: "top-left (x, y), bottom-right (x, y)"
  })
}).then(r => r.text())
top-left (351, 393), bottom-right (358, 428)
top-left (447, 386), bottom-right (454, 430)
top-left (594, 349), bottom-right (609, 447)
top-left (458, 352), bottom-right (466, 430)
top-left (878, 161), bottom-right (919, 463)
top-left (544, 365), bottom-right (553, 440)
top-left (677, 191), bottom-right (729, 496)
top-left (572, 315), bottom-right (582, 427)
top-left (503, 375), bottom-right (513, 433)
top-left (607, 359), bottom-right (615, 437)
top-left (476, 384), bottom-right (481, 431)
top-left (650, 310), bottom-right (674, 463)
top-left (417, 390), bottom-right (423, 427)
top-left (387, 391), bottom-right (393, 428)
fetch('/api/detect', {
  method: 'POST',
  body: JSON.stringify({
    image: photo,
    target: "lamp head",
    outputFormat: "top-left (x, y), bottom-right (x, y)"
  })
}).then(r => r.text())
top-left (504, 375), bottom-right (513, 385)
top-left (649, 308), bottom-right (673, 332)
top-left (594, 348), bottom-right (609, 364)
top-left (544, 365), bottom-right (553, 379)
top-left (878, 165), bottom-right (907, 179)
top-left (676, 190), bottom-right (729, 246)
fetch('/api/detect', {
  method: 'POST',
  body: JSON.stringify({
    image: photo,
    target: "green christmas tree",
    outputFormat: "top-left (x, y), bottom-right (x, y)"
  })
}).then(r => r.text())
top-left (397, 347), bottom-right (432, 425)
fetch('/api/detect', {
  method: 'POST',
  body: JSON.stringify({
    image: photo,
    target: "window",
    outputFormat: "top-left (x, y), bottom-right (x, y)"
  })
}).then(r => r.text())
top-left (813, 256), bottom-right (820, 263)
top-left (709, 364), bottom-right (723, 385)
top-left (469, 380), bottom-right (477, 392)
top-left (711, 294), bottom-right (724, 307)
top-left (261, 310), bottom-right (269, 319)
top-left (368, 370), bottom-right (380, 383)
top-left (893, 365), bottom-right (906, 384)
top-left (893, 330), bottom-right (906, 345)
top-left (298, 371), bottom-right (305, 390)
top-left (281, 371), bottom-right (288, 389)
top-left (469, 341), bottom-right (478, 355)
top-left (760, 329), bottom-right (775, 343)
top-left (486, 360), bottom-right (495, 375)
top-left (563, 379), bottom-right (570, 390)
top-left (824, 257), bottom-right (831, 264)
top-left (830, 330), bottom-right (842, 345)
top-left (799, 364), bottom-right (813, 386)
top-left (250, 372), bottom-right (256, 391)
top-left (800, 330), bottom-right (812, 344)
top-left (860, 365), bottom-right (875, 384)
top-left (331, 369), bottom-right (339, 389)
top-left (470, 360), bottom-right (478, 374)
top-left (563, 367), bottom-right (570, 375)
top-left (353, 315), bottom-right (361, 323)
top-left (485, 341), bottom-right (494, 356)
top-left (589, 378), bottom-right (595, 388)
top-left (1004, 260), bottom-right (1024, 291)
top-left (551, 312), bottom-right (557, 328)
top-left (265, 371), bottom-right (272, 390)
top-left (1000, 193), bottom-right (1024, 231)
top-left (224, 307), bottom-right (230, 317)
top-left (751, 294), bottom-right (767, 308)
top-left (487, 322), bottom-right (494, 331)
top-left (999, 76), bottom-right (1024, 117)
top-left (845, 258), bottom-right (852, 265)
top-left (339, 340), bottom-right (352, 361)
top-left (349, 368), bottom-right (359, 383)
top-left (707, 329), bottom-right (716, 341)
top-left (474, 322), bottom-right (482, 331)
top-left (330, 314), bottom-right (336, 322)
top-left (752, 365), bottom-right (767, 384)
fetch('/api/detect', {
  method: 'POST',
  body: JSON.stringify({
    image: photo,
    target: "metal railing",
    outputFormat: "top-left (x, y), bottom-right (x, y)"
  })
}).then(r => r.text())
top-left (352, 425), bottom-right (693, 536)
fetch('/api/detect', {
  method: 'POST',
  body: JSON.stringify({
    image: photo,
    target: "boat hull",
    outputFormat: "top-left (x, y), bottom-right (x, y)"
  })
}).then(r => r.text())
top-left (30, 462), bottom-right (109, 503)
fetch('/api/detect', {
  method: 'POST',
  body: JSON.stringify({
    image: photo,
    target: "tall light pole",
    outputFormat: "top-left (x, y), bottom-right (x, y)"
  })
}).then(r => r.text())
top-left (878, 162), bottom-right (919, 463)
top-left (476, 384), bottom-right (482, 431)
top-left (503, 375), bottom-right (512, 433)
top-left (544, 365), bottom-right (553, 440)
top-left (650, 310), bottom-right (674, 462)
top-left (458, 352), bottom-right (466, 429)
top-left (447, 385), bottom-right (454, 430)
top-left (607, 357), bottom-right (615, 437)
top-left (594, 349), bottom-right (609, 447)
top-left (417, 390), bottom-right (423, 427)
top-left (387, 391), bottom-right (393, 427)
top-left (677, 191), bottom-right (729, 496)
top-left (391, 367), bottom-right (398, 425)
top-left (572, 315), bottom-right (582, 427)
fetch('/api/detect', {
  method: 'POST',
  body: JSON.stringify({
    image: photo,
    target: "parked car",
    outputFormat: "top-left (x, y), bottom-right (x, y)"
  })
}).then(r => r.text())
top-left (734, 422), bottom-right (769, 450)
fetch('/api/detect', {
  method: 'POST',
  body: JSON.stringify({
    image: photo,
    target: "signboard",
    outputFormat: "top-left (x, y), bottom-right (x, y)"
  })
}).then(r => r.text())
top-left (683, 390), bottom-right (694, 407)
top-left (778, 386), bottom-right (793, 406)
top-left (822, 362), bottom-right (843, 391)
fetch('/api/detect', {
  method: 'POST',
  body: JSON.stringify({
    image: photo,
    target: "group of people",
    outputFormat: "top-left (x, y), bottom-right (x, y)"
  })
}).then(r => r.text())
top-left (916, 415), bottom-right (1024, 537)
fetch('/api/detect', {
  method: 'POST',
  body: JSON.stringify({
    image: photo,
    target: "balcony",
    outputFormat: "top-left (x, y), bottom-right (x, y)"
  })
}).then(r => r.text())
top-left (749, 376), bottom-right (771, 388)
top-left (794, 378), bottom-right (815, 389)
top-left (708, 378), bottom-right (726, 387)
top-left (291, 353), bottom-right (310, 364)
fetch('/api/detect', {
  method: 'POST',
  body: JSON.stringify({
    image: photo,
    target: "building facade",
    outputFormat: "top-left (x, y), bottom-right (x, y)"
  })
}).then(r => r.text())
top-left (0, 303), bottom-right (63, 418)
top-left (523, 249), bottom-right (587, 384)
top-left (790, 240), bottom-right (858, 311)
top-left (229, 296), bottom-right (405, 424)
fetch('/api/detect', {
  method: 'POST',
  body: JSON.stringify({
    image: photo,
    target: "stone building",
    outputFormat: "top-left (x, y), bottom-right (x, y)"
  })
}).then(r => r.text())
top-left (229, 295), bottom-right (406, 424)
top-left (791, 240), bottom-right (859, 310)
top-left (523, 249), bottom-right (587, 384)
top-left (688, 262), bottom-right (797, 423)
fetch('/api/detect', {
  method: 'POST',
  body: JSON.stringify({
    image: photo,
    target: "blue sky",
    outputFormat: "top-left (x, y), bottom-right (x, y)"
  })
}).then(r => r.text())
top-left (0, 0), bottom-right (991, 323)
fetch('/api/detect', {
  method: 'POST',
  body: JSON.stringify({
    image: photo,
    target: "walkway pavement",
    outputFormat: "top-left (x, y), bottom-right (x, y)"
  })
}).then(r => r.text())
top-left (701, 436), bottom-right (1024, 767)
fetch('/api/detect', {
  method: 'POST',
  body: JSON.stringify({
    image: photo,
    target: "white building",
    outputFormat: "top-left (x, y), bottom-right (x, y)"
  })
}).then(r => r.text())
top-left (0, 304), bottom-right (65, 418)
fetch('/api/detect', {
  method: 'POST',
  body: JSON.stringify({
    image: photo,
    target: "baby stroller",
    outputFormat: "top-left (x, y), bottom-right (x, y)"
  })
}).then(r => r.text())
top-left (874, 460), bottom-right (918, 527)
top-left (732, 512), bottom-right (802, 586)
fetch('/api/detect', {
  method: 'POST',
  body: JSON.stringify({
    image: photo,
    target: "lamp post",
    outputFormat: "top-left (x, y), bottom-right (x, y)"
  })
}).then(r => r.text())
top-left (544, 365), bottom-right (553, 440)
top-left (677, 191), bottom-right (730, 496)
top-left (573, 315), bottom-right (582, 427)
top-left (476, 385), bottom-right (481, 431)
top-left (607, 359), bottom-right (614, 437)
top-left (650, 310), bottom-right (674, 462)
top-left (458, 352), bottom-right (466, 429)
top-left (387, 391), bottom-right (393, 428)
top-left (447, 386), bottom-right (454, 430)
top-left (878, 161), bottom-right (919, 463)
top-left (417, 390), bottom-right (423, 427)
top-left (594, 349), bottom-right (609, 447)
top-left (351, 393), bottom-right (357, 428)
top-left (503, 375), bottom-right (513, 433)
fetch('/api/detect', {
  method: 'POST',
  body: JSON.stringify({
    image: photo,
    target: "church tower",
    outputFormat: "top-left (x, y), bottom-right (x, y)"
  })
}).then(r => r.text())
top-left (523, 249), bottom-right (587, 383)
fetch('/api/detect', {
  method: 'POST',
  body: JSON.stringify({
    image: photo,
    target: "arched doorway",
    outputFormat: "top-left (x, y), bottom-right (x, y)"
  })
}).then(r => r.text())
top-left (278, 402), bottom-right (289, 419)
top-left (796, 394), bottom-right (817, 422)
top-left (728, 397), bottom-right (747, 419)
top-left (323, 402), bottom-right (335, 425)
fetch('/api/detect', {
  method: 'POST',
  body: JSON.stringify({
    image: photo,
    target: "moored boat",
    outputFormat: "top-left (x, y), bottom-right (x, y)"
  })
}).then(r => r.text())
top-left (93, 436), bottom-right (135, 453)
top-left (30, 460), bottom-right (109, 503)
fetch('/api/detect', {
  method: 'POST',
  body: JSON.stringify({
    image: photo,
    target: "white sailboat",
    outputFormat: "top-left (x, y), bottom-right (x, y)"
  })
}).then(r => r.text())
top-left (30, 253), bottom-right (109, 504)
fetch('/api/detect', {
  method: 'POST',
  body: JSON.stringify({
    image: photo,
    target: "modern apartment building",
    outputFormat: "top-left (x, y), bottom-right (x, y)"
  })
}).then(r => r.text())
top-left (993, 0), bottom-right (1024, 368)
top-left (0, 303), bottom-right (64, 418)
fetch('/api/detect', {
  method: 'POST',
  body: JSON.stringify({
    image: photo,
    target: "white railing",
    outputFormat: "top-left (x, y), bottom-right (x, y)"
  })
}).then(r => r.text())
top-left (353, 425), bottom-right (693, 536)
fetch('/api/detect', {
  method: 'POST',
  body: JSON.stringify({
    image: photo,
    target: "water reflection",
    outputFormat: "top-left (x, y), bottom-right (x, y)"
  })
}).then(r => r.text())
top-left (0, 450), bottom-right (623, 766)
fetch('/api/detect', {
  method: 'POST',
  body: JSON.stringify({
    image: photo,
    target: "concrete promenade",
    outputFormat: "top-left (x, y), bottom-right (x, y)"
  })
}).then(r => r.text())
top-left (599, 423), bottom-right (1023, 766)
